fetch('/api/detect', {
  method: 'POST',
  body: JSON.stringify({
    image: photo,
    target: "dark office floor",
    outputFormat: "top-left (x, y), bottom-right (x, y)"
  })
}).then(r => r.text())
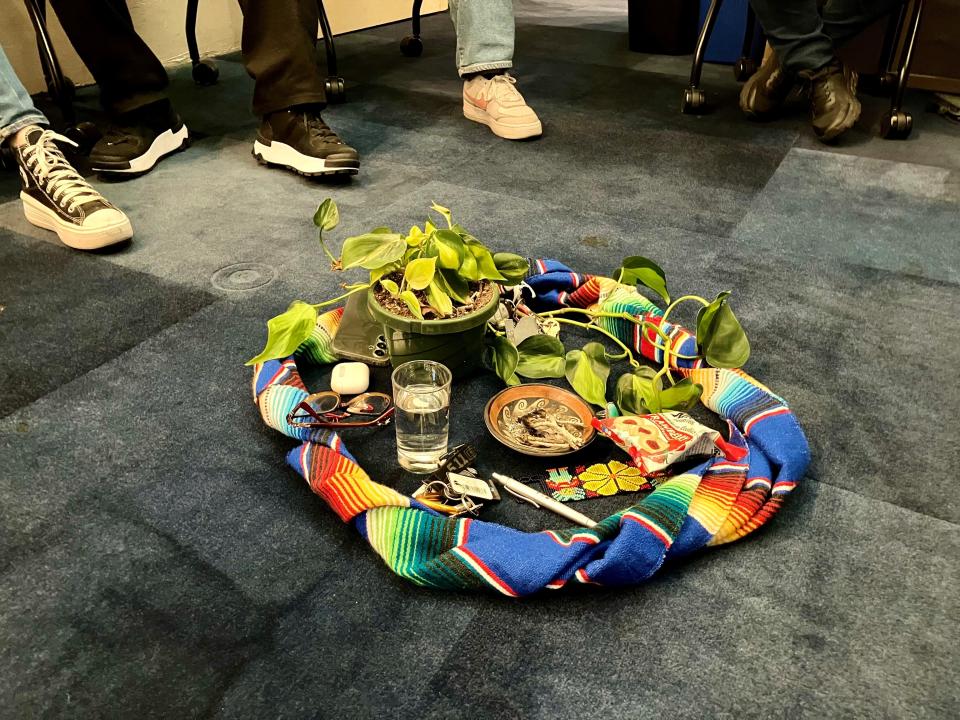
top-left (2, 1), bottom-right (959, 718)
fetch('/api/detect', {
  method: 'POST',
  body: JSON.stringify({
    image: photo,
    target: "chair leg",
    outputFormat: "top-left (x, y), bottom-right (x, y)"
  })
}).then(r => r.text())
top-left (881, 0), bottom-right (924, 139)
top-left (401, 0), bottom-right (425, 57)
top-left (733, 5), bottom-right (759, 81)
top-left (682, 0), bottom-right (724, 114)
top-left (23, 0), bottom-right (76, 125)
top-left (185, 0), bottom-right (219, 85)
top-left (317, 0), bottom-right (345, 103)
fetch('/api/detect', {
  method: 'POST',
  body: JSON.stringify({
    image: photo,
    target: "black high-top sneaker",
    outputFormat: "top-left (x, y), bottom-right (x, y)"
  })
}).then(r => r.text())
top-left (89, 99), bottom-right (190, 175)
top-left (800, 59), bottom-right (861, 142)
top-left (253, 107), bottom-right (359, 176)
top-left (14, 126), bottom-right (132, 250)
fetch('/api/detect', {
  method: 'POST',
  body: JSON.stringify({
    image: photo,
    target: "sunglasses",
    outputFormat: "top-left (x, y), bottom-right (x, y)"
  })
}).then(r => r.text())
top-left (287, 391), bottom-right (394, 428)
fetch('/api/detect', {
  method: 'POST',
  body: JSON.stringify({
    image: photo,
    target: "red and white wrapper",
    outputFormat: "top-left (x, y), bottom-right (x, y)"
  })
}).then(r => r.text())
top-left (592, 411), bottom-right (746, 476)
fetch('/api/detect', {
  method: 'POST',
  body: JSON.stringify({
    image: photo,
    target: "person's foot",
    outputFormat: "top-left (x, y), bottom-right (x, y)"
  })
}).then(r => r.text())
top-left (801, 59), bottom-right (861, 142)
top-left (253, 107), bottom-right (359, 176)
top-left (462, 73), bottom-right (542, 140)
top-left (89, 99), bottom-right (190, 175)
top-left (13, 126), bottom-right (132, 250)
top-left (739, 50), bottom-right (796, 120)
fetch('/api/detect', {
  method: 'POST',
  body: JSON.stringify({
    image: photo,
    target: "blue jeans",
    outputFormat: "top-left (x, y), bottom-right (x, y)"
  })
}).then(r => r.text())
top-left (0, 46), bottom-right (48, 144)
top-left (748, 0), bottom-right (902, 73)
top-left (449, 0), bottom-right (515, 76)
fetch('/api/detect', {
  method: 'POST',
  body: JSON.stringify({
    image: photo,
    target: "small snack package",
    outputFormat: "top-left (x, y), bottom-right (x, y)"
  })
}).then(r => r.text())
top-left (592, 411), bottom-right (746, 476)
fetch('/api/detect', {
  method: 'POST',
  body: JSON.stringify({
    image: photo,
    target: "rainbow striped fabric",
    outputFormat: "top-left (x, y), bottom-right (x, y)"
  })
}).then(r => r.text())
top-left (251, 260), bottom-right (810, 595)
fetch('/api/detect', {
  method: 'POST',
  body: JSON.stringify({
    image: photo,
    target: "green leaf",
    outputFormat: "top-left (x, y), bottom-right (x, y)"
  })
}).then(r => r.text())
top-left (484, 335), bottom-right (519, 385)
top-left (369, 261), bottom-right (401, 284)
top-left (398, 290), bottom-right (423, 320)
top-left (424, 219), bottom-right (437, 235)
top-left (246, 301), bottom-right (317, 366)
top-left (405, 225), bottom-right (426, 247)
top-left (380, 278), bottom-right (400, 296)
top-left (468, 244), bottom-right (507, 282)
top-left (436, 269), bottom-right (471, 304)
top-left (515, 335), bottom-right (566, 378)
top-left (615, 366), bottom-right (661, 415)
top-left (431, 202), bottom-right (453, 228)
top-left (341, 233), bottom-right (406, 270)
top-left (616, 256), bottom-right (670, 304)
top-left (433, 229), bottom-right (466, 270)
top-left (492, 252), bottom-right (528, 285)
top-left (312, 198), bottom-right (339, 231)
top-left (425, 278), bottom-right (454, 316)
top-left (404, 256), bottom-right (437, 291)
top-left (459, 249), bottom-right (480, 282)
top-left (659, 379), bottom-right (703, 412)
top-left (696, 291), bottom-right (750, 368)
top-left (564, 342), bottom-right (610, 406)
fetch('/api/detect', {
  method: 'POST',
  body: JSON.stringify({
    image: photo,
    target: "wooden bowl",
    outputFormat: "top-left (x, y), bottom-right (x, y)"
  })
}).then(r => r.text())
top-left (484, 384), bottom-right (596, 457)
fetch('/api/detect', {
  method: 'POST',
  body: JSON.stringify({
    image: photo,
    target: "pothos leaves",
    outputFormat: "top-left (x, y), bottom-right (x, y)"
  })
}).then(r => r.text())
top-left (484, 334), bottom-right (520, 385)
top-left (515, 335), bottom-right (566, 378)
top-left (564, 342), bottom-right (610, 406)
top-left (615, 366), bottom-right (702, 415)
top-left (246, 300), bottom-right (317, 366)
top-left (615, 255), bottom-right (670, 304)
top-left (696, 291), bottom-right (750, 368)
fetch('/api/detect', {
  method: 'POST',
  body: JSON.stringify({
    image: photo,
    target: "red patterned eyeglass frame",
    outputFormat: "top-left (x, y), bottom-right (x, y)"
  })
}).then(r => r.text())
top-left (287, 391), bottom-right (394, 428)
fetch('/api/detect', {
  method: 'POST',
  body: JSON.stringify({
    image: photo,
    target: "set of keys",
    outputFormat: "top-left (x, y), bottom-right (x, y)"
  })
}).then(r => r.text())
top-left (411, 444), bottom-right (500, 517)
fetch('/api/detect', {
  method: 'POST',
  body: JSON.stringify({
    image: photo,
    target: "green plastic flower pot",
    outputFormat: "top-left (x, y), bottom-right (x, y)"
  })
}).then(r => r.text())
top-left (367, 285), bottom-right (500, 378)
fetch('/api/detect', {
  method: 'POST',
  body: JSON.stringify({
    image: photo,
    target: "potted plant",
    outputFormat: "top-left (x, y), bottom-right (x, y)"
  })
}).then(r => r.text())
top-left (247, 200), bottom-right (528, 374)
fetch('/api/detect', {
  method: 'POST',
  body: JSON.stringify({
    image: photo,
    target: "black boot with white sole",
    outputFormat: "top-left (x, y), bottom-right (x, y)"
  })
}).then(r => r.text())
top-left (14, 126), bottom-right (132, 250)
top-left (253, 107), bottom-right (359, 177)
top-left (89, 99), bottom-right (190, 176)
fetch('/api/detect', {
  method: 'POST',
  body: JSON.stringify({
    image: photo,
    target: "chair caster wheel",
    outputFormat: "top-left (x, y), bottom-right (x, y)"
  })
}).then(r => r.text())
top-left (325, 77), bottom-right (346, 103)
top-left (681, 88), bottom-right (707, 114)
top-left (192, 60), bottom-right (219, 86)
top-left (733, 57), bottom-right (757, 81)
top-left (63, 121), bottom-right (102, 155)
top-left (880, 111), bottom-right (912, 139)
top-left (400, 36), bottom-right (423, 57)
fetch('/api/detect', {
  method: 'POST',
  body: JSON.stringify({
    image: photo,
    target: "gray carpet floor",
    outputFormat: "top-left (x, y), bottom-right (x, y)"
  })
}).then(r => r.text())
top-left (2, 2), bottom-right (959, 717)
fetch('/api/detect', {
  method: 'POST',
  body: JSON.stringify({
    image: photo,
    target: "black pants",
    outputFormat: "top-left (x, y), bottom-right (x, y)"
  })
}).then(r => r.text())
top-left (50, 0), bottom-right (326, 117)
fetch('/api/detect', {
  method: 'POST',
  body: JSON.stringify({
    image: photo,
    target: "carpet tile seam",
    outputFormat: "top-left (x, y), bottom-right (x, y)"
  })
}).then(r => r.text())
top-left (807, 475), bottom-right (960, 531)
top-left (0, 294), bottom-right (224, 422)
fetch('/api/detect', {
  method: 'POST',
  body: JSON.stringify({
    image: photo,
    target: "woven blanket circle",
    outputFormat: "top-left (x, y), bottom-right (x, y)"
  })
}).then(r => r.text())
top-left (251, 259), bottom-right (810, 596)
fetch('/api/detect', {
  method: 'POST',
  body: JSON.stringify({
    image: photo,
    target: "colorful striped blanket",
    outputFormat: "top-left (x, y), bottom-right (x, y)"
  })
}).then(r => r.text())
top-left (250, 259), bottom-right (810, 595)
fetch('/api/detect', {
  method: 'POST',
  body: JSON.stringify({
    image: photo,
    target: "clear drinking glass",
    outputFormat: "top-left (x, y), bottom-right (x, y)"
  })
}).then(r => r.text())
top-left (391, 360), bottom-right (452, 473)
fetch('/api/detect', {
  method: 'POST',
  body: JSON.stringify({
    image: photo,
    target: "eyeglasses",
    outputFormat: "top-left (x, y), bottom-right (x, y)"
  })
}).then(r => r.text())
top-left (287, 391), bottom-right (394, 428)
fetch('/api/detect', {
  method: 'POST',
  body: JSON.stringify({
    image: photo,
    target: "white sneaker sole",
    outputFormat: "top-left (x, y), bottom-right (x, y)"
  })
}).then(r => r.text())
top-left (463, 101), bottom-right (542, 140)
top-left (252, 139), bottom-right (359, 176)
top-left (92, 125), bottom-right (190, 175)
top-left (21, 192), bottom-right (132, 250)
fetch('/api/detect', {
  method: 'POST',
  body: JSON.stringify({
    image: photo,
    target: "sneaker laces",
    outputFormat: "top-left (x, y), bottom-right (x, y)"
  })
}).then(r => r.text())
top-left (21, 130), bottom-right (105, 212)
top-left (301, 113), bottom-right (343, 145)
top-left (486, 74), bottom-right (523, 103)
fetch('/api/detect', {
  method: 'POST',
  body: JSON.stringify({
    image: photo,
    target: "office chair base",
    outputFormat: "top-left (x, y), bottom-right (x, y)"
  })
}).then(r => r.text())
top-left (325, 77), bottom-right (346, 103)
top-left (880, 110), bottom-right (913, 139)
top-left (681, 87), bottom-right (708, 114)
top-left (192, 60), bottom-right (220, 86)
top-left (733, 57), bottom-right (757, 82)
top-left (400, 36), bottom-right (423, 57)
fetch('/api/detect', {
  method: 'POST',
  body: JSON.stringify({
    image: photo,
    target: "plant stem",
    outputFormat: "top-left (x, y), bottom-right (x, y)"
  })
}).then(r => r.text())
top-left (311, 283), bottom-right (370, 310)
top-left (553, 318), bottom-right (639, 367)
top-left (660, 294), bottom-right (710, 327)
top-left (317, 231), bottom-right (339, 266)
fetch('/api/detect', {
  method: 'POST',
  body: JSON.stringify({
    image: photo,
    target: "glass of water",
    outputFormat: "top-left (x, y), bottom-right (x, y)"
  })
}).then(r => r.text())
top-left (391, 360), bottom-right (452, 473)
